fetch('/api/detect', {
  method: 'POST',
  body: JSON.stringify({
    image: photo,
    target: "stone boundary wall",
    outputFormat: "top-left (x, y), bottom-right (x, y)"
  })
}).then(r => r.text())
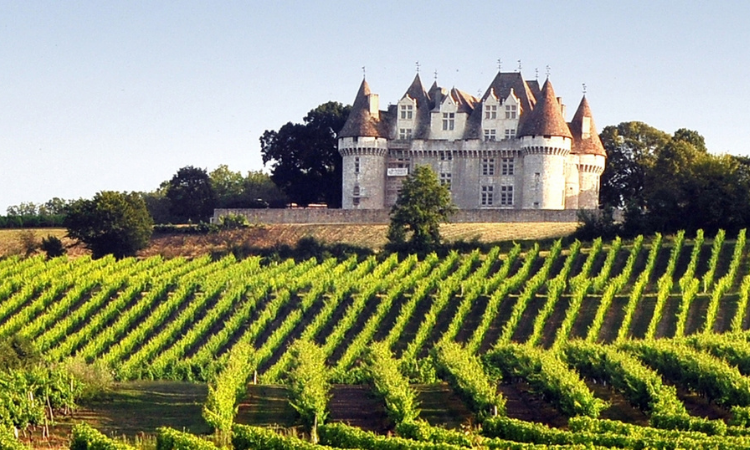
top-left (213, 208), bottom-right (613, 225)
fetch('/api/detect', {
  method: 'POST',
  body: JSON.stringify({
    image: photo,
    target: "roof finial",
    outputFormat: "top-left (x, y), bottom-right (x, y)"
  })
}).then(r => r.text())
top-left (535, 68), bottom-right (539, 80)
top-left (434, 69), bottom-right (438, 82)
top-left (497, 58), bottom-right (502, 71)
top-left (545, 65), bottom-right (550, 79)
top-left (415, 61), bottom-right (420, 73)
top-left (362, 66), bottom-right (366, 79)
top-left (517, 60), bottom-right (522, 72)
top-left (582, 83), bottom-right (587, 95)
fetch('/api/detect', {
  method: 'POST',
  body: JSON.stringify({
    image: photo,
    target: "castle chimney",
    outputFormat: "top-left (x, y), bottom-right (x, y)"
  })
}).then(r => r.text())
top-left (369, 94), bottom-right (380, 119)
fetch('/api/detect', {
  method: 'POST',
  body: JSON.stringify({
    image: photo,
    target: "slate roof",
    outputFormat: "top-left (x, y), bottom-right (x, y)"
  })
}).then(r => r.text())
top-left (339, 79), bottom-right (387, 138)
top-left (402, 74), bottom-right (433, 139)
top-left (569, 96), bottom-right (606, 156)
top-left (518, 79), bottom-right (572, 139)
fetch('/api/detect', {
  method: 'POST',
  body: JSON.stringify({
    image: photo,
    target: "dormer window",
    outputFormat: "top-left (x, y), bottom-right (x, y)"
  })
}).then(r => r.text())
top-left (485, 105), bottom-right (497, 119)
top-left (442, 113), bottom-right (455, 131)
top-left (484, 129), bottom-right (496, 141)
top-left (504, 129), bottom-right (516, 140)
top-left (505, 105), bottom-right (517, 119)
top-left (400, 104), bottom-right (414, 120)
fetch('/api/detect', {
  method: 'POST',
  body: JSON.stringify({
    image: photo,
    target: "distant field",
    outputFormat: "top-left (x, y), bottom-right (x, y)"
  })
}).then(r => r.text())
top-left (143, 222), bottom-right (579, 258)
top-left (0, 222), bottom-right (578, 258)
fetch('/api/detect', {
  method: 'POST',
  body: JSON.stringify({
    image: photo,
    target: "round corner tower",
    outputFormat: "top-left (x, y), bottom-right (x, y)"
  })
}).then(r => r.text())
top-left (518, 79), bottom-right (572, 210)
top-left (338, 79), bottom-right (388, 209)
top-left (569, 95), bottom-right (607, 210)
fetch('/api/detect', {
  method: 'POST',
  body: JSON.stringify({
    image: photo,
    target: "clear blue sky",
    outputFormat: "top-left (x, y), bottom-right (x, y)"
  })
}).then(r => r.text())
top-left (1, 1), bottom-right (748, 212)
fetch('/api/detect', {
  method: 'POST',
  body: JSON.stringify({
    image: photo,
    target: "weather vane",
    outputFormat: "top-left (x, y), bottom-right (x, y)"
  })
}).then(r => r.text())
top-left (517, 60), bottom-right (522, 72)
top-left (545, 65), bottom-right (551, 78)
top-left (535, 68), bottom-right (539, 80)
top-left (582, 83), bottom-right (587, 95)
top-left (416, 61), bottom-right (420, 73)
top-left (362, 66), bottom-right (366, 79)
top-left (497, 58), bottom-right (502, 71)
top-left (434, 69), bottom-right (438, 82)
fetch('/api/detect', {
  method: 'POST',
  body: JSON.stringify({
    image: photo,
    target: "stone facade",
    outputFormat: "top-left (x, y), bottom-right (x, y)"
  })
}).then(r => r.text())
top-left (338, 71), bottom-right (606, 211)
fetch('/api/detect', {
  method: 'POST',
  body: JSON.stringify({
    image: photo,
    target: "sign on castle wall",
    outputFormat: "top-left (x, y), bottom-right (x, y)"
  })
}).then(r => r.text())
top-left (387, 168), bottom-right (409, 177)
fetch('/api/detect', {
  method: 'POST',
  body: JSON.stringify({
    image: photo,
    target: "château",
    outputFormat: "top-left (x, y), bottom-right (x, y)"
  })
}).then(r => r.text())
top-left (338, 70), bottom-right (606, 210)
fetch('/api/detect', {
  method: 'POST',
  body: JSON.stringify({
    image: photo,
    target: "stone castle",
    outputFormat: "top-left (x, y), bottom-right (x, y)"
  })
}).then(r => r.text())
top-left (337, 70), bottom-right (606, 210)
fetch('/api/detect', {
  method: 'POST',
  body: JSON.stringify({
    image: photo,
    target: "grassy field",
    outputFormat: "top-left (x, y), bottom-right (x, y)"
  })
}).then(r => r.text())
top-left (0, 222), bottom-right (579, 258)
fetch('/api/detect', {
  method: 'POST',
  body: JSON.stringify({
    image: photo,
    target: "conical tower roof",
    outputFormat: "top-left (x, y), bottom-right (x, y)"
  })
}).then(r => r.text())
top-left (569, 96), bottom-right (606, 156)
top-left (339, 79), bottom-right (386, 138)
top-left (518, 79), bottom-right (572, 139)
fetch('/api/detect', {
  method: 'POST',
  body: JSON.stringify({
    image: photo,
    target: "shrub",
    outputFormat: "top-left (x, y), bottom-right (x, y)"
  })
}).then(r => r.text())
top-left (40, 235), bottom-right (66, 258)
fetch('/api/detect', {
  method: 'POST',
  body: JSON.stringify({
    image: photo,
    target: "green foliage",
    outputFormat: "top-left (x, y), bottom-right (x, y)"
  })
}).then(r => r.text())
top-left (40, 235), bottom-right (66, 258)
top-left (486, 344), bottom-right (607, 418)
top-left (166, 166), bottom-right (217, 223)
top-left (0, 335), bottom-right (41, 371)
top-left (364, 342), bottom-right (420, 425)
top-left (0, 425), bottom-right (27, 450)
top-left (202, 342), bottom-right (255, 434)
top-left (217, 213), bottom-right (250, 230)
top-left (260, 101), bottom-right (350, 207)
top-left (320, 422), bottom-right (464, 450)
top-left (233, 424), bottom-right (332, 450)
top-left (64, 191), bottom-right (153, 259)
top-left (573, 207), bottom-right (620, 241)
top-left (156, 427), bottom-right (219, 450)
top-left (287, 340), bottom-right (330, 440)
top-left (432, 341), bottom-right (504, 419)
top-left (70, 423), bottom-right (135, 450)
top-left (386, 165), bottom-right (455, 255)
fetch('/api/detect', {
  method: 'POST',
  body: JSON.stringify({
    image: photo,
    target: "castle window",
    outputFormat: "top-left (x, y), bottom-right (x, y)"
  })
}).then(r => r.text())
top-left (399, 128), bottom-right (413, 140)
top-left (440, 151), bottom-right (452, 161)
top-left (442, 113), bottom-right (455, 131)
top-left (440, 172), bottom-right (452, 191)
top-left (500, 185), bottom-right (513, 206)
top-left (484, 129), bottom-right (496, 141)
top-left (354, 157), bottom-right (360, 174)
top-left (353, 185), bottom-right (361, 197)
top-left (482, 158), bottom-right (495, 176)
top-left (485, 105), bottom-right (497, 119)
top-left (481, 185), bottom-right (494, 206)
top-left (353, 197), bottom-right (360, 206)
top-left (501, 158), bottom-right (514, 175)
top-left (504, 129), bottom-right (516, 140)
top-left (400, 104), bottom-right (413, 120)
top-left (505, 105), bottom-right (517, 119)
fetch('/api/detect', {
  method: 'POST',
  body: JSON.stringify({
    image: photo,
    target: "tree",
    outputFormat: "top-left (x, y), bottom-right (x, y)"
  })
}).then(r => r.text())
top-left (166, 166), bottom-right (217, 222)
top-left (260, 101), bottom-right (350, 207)
top-left (599, 121), bottom-right (671, 208)
top-left (64, 191), bottom-right (153, 259)
top-left (386, 165), bottom-right (455, 254)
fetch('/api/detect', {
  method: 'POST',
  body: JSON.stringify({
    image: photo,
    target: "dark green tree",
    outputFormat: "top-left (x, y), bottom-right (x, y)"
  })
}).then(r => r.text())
top-left (598, 121), bottom-right (671, 208)
top-left (64, 191), bottom-right (153, 259)
top-left (386, 165), bottom-right (455, 254)
top-left (260, 102), bottom-right (350, 207)
top-left (166, 166), bottom-right (217, 222)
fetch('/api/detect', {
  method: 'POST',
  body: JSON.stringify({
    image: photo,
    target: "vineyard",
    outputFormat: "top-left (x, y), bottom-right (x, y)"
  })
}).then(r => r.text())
top-left (5, 229), bottom-right (750, 448)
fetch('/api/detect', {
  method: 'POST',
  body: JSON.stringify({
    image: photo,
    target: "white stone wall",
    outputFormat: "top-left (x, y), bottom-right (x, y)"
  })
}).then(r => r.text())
top-left (339, 137), bottom-right (388, 209)
top-left (577, 153), bottom-right (606, 209)
top-left (564, 155), bottom-right (580, 210)
top-left (520, 136), bottom-right (571, 210)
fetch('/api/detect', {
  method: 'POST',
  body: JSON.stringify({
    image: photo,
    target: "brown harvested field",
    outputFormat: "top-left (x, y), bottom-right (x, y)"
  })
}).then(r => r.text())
top-left (0, 228), bottom-right (90, 258)
top-left (142, 222), bottom-right (578, 258)
top-left (0, 222), bottom-right (578, 258)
